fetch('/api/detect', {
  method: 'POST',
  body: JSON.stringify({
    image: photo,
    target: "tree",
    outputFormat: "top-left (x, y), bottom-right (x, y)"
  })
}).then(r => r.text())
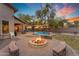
top-left (47, 16), bottom-right (65, 32)
top-left (74, 21), bottom-right (79, 27)
top-left (47, 19), bottom-right (59, 31)
top-left (43, 4), bottom-right (56, 29)
top-left (36, 10), bottom-right (42, 19)
top-left (36, 4), bottom-right (52, 22)
top-left (36, 4), bottom-right (55, 31)
top-left (58, 20), bottom-right (64, 28)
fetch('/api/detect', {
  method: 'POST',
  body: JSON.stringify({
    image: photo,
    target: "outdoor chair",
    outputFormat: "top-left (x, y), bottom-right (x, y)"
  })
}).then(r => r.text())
top-left (8, 41), bottom-right (19, 56)
top-left (21, 30), bottom-right (26, 34)
top-left (52, 41), bottom-right (66, 56)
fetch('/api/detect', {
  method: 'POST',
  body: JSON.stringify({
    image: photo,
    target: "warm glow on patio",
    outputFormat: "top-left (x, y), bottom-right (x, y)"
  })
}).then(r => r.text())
top-left (29, 36), bottom-right (48, 48)
top-left (35, 36), bottom-right (42, 43)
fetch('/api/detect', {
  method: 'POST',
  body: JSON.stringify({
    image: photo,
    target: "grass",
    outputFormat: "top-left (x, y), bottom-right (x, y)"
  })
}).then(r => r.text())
top-left (53, 34), bottom-right (79, 51)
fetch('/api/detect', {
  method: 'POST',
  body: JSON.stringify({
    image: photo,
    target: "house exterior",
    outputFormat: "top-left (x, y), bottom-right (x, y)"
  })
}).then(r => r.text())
top-left (0, 3), bottom-right (16, 35)
top-left (0, 3), bottom-right (26, 37)
top-left (14, 19), bottom-right (26, 34)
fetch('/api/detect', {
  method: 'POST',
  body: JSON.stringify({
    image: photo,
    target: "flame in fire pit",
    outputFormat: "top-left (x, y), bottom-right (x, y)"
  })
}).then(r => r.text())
top-left (29, 36), bottom-right (48, 47)
top-left (35, 36), bottom-right (42, 42)
top-left (31, 36), bottom-right (47, 44)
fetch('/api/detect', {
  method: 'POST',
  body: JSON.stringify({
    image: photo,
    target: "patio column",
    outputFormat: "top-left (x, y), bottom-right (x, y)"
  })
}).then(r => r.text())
top-left (0, 19), bottom-right (2, 35)
top-left (9, 19), bottom-right (14, 34)
top-left (23, 24), bottom-right (25, 30)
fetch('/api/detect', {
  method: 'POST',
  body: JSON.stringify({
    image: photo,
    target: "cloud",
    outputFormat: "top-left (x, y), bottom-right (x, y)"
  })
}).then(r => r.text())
top-left (56, 4), bottom-right (75, 17)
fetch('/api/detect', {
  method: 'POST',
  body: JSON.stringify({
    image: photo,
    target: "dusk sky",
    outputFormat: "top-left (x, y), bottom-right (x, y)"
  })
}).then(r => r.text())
top-left (11, 3), bottom-right (79, 18)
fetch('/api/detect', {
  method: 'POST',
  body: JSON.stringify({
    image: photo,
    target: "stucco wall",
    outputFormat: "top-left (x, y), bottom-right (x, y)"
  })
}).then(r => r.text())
top-left (0, 4), bottom-right (15, 34)
top-left (0, 20), bottom-right (2, 34)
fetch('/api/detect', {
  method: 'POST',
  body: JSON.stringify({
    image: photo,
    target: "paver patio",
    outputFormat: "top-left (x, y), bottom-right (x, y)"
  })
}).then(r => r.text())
top-left (0, 32), bottom-right (78, 56)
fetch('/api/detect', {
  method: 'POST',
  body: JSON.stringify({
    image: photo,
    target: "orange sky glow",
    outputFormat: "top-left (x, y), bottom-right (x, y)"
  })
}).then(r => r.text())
top-left (57, 4), bottom-right (75, 17)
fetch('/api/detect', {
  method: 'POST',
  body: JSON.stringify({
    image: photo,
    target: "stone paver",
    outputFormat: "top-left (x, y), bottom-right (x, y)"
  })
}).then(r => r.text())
top-left (0, 32), bottom-right (78, 56)
top-left (16, 35), bottom-right (53, 56)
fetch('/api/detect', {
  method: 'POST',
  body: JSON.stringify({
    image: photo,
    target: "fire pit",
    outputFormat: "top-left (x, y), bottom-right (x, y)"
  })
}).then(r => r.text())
top-left (29, 36), bottom-right (48, 48)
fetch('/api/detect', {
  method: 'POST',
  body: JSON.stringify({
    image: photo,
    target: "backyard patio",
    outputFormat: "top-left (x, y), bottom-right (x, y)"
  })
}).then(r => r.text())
top-left (0, 32), bottom-right (78, 56)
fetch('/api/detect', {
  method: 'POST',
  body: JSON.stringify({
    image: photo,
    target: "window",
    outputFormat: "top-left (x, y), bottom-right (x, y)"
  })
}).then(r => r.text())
top-left (2, 20), bottom-right (9, 34)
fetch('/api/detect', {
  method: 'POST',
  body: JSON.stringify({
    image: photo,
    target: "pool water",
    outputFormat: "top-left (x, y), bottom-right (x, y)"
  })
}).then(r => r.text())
top-left (34, 32), bottom-right (49, 36)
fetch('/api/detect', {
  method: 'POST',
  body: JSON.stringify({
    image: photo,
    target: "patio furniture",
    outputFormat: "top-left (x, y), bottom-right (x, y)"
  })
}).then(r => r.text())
top-left (8, 41), bottom-right (19, 56)
top-left (52, 41), bottom-right (66, 56)
top-left (21, 30), bottom-right (26, 34)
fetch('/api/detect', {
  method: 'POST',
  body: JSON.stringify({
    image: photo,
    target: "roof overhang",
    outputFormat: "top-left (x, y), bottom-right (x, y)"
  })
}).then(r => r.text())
top-left (4, 3), bottom-right (17, 12)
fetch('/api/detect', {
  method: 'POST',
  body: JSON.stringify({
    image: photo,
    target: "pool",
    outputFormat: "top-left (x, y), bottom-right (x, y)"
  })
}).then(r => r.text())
top-left (34, 32), bottom-right (49, 36)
